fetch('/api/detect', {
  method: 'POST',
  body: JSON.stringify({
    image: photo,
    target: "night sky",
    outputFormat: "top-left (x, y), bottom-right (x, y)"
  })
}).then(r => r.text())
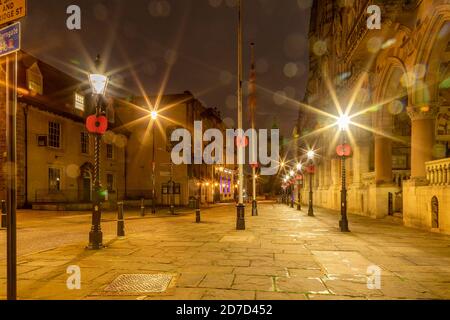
top-left (22, 0), bottom-right (312, 136)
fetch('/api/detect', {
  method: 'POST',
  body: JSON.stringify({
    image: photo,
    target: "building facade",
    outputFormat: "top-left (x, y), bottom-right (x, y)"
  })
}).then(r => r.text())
top-left (296, 0), bottom-right (450, 234)
top-left (0, 52), bottom-right (126, 210)
top-left (114, 92), bottom-right (234, 207)
top-left (0, 53), bottom-right (229, 210)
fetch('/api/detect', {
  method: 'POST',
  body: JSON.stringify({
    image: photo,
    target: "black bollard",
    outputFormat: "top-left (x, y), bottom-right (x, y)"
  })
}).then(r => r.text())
top-left (195, 198), bottom-right (201, 223)
top-left (236, 204), bottom-right (245, 230)
top-left (140, 198), bottom-right (145, 217)
top-left (117, 202), bottom-right (125, 237)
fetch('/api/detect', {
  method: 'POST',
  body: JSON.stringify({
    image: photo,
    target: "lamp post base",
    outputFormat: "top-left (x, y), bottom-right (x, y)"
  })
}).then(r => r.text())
top-left (308, 207), bottom-right (314, 217)
top-left (339, 220), bottom-right (350, 232)
top-left (88, 231), bottom-right (103, 250)
top-left (252, 200), bottom-right (258, 216)
top-left (236, 204), bottom-right (245, 230)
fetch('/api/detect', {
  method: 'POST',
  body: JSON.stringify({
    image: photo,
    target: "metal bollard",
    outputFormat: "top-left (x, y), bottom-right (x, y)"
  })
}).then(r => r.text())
top-left (140, 198), bottom-right (145, 217)
top-left (117, 202), bottom-right (125, 237)
top-left (195, 198), bottom-right (201, 223)
top-left (1, 200), bottom-right (6, 229)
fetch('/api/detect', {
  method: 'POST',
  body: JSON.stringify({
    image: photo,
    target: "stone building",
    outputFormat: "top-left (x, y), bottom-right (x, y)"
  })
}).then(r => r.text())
top-left (0, 53), bottom-right (230, 210)
top-left (0, 52), bottom-right (126, 209)
top-left (296, 0), bottom-right (450, 234)
top-left (114, 92), bottom-right (234, 207)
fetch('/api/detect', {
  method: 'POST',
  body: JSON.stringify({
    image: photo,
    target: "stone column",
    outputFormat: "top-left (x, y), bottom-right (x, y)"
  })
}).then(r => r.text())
top-left (374, 136), bottom-right (392, 184)
top-left (407, 105), bottom-right (438, 180)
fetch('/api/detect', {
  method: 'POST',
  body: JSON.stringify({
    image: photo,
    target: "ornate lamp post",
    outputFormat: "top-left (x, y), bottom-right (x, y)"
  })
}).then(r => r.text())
top-left (236, 0), bottom-right (246, 230)
top-left (307, 150), bottom-right (315, 217)
top-left (289, 170), bottom-right (295, 208)
top-left (87, 56), bottom-right (109, 250)
top-left (337, 115), bottom-right (351, 232)
top-left (296, 163), bottom-right (303, 211)
top-left (151, 110), bottom-right (158, 214)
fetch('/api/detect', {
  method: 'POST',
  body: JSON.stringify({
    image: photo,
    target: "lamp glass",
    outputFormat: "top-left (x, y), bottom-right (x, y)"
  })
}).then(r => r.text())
top-left (151, 111), bottom-right (158, 120)
top-left (89, 73), bottom-right (108, 95)
top-left (307, 150), bottom-right (315, 160)
top-left (338, 114), bottom-right (350, 131)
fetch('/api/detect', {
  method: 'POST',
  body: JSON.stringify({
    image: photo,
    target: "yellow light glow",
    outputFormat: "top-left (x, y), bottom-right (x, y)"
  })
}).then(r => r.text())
top-left (337, 114), bottom-right (350, 131)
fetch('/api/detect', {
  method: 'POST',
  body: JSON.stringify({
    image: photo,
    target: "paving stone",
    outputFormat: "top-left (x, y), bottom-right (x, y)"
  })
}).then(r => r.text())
top-left (201, 289), bottom-right (255, 300)
top-left (232, 275), bottom-right (274, 291)
top-left (198, 274), bottom-right (235, 289)
top-left (276, 276), bottom-right (329, 294)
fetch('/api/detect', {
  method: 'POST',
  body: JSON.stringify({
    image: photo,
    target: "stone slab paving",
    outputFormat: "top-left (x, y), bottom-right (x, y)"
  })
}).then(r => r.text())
top-left (0, 202), bottom-right (450, 300)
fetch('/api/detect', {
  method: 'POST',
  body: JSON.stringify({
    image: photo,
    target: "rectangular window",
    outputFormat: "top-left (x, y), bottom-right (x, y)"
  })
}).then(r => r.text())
top-left (48, 122), bottom-right (61, 148)
top-left (106, 174), bottom-right (114, 192)
top-left (75, 93), bottom-right (85, 111)
top-left (81, 132), bottom-right (89, 154)
top-left (48, 168), bottom-right (61, 192)
top-left (106, 144), bottom-right (113, 159)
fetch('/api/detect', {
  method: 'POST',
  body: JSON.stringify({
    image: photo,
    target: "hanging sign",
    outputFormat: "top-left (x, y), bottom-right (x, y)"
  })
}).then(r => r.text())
top-left (336, 144), bottom-right (352, 157)
top-left (86, 115), bottom-right (108, 135)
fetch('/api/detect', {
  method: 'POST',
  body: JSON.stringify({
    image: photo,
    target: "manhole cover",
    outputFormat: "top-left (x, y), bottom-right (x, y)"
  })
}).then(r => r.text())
top-left (104, 274), bottom-right (173, 294)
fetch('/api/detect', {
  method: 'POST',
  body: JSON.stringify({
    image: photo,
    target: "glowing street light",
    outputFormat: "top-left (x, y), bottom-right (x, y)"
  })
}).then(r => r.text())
top-left (338, 114), bottom-right (350, 232)
top-left (296, 162), bottom-right (303, 211)
top-left (88, 73), bottom-right (109, 95)
top-left (306, 150), bottom-right (315, 217)
top-left (337, 114), bottom-right (351, 131)
top-left (151, 110), bottom-right (158, 120)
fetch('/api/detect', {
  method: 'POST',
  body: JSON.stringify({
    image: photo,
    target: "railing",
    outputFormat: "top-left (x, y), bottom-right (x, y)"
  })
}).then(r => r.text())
top-left (361, 170), bottom-right (410, 186)
top-left (426, 158), bottom-right (450, 186)
top-left (393, 170), bottom-right (411, 186)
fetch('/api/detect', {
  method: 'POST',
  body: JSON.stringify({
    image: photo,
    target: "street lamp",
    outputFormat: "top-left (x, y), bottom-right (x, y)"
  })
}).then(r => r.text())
top-left (151, 110), bottom-right (158, 214)
top-left (338, 114), bottom-right (350, 232)
top-left (307, 150), bottom-right (315, 217)
top-left (88, 55), bottom-right (109, 250)
top-left (296, 163), bottom-right (302, 211)
top-left (236, 0), bottom-right (246, 230)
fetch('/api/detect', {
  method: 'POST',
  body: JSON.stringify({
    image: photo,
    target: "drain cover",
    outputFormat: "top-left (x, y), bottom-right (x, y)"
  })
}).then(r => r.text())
top-left (104, 274), bottom-right (173, 294)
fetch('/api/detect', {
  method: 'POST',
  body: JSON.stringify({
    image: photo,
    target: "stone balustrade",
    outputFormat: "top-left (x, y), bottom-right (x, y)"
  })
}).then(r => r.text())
top-left (426, 158), bottom-right (450, 186)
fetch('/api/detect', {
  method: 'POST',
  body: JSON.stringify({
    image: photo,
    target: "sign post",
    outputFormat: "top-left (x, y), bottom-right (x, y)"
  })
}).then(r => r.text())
top-left (1, 0), bottom-right (26, 301)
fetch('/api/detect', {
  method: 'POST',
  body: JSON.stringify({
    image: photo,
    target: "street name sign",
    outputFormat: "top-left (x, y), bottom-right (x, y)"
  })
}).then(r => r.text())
top-left (0, 0), bottom-right (26, 25)
top-left (0, 21), bottom-right (20, 58)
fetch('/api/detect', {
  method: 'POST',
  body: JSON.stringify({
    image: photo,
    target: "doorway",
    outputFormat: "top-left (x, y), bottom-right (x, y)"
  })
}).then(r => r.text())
top-left (82, 171), bottom-right (92, 202)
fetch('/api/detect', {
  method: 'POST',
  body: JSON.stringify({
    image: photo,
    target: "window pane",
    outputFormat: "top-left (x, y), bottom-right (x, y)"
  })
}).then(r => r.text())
top-left (75, 93), bottom-right (85, 111)
top-left (81, 132), bottom-right (89, 154)
top-left (48, 122), bottom-right (61, 148)
top-left (49, 168), bottom-right (61, 191)
top-left (107, 144), bottom-right (113, 159)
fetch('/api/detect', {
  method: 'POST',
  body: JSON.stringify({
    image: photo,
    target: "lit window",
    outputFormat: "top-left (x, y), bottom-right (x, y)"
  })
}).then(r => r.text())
top-left (81, 132), bottom-right (89, 154)
top-left (48, 168), bottom-right (61, 192)
top-left (75, 93), bottom-right (85, 111)
top-left (106, 144), bottom-right (113, 159)
top-left (48, 122), bottom-right (61, 149)
top-left (26, 63), bottom-right (43, 95)
top-left (106, 174), bottom-right (114, 192)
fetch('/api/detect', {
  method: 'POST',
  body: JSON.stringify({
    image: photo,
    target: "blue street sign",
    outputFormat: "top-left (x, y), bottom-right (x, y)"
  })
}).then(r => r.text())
top-left (0, 22), bottom-right (21, 58)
